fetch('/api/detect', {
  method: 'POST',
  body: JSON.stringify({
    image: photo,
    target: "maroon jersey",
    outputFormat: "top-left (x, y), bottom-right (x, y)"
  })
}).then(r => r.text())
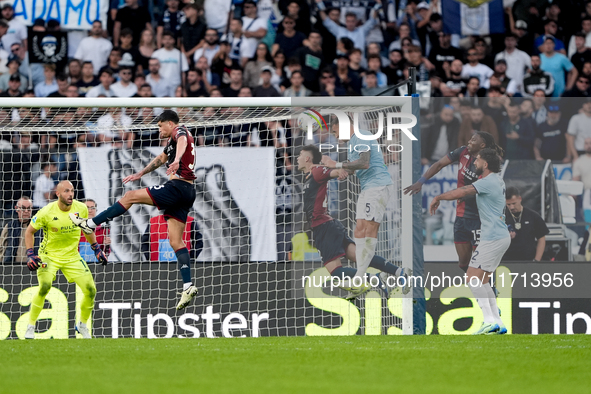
top-left (303, 166), bottom-right (333, 228)
top-left (447, 146), bottom-right (480, 219)
top-left (164, 125), bottom-right (196, 181)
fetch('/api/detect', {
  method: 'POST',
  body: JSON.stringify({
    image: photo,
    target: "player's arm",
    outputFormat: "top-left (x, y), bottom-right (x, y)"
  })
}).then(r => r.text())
top-left (321, 152), bottom-right (370, 171)
top-left (24, 224), bottom-right (42, 271)
top-left (429, 185), bottom-right (477, 215)
top-left (404, 154), bottom-right (453, 195)
top-left (123, 151), bottom-right (168, 184)
top-left (84, 231), bottom-right (108, 265)
top-left (166, 135), bottom-right (188, 176)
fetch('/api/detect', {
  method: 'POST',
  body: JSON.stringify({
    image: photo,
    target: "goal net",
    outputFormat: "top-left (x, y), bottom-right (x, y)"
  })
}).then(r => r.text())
top-left (0, 96), bottom-right (415, 339)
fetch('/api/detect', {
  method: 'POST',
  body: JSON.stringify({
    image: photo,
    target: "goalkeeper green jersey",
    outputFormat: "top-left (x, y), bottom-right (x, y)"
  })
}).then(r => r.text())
top-left (31, 200), bottom-right (89, 262)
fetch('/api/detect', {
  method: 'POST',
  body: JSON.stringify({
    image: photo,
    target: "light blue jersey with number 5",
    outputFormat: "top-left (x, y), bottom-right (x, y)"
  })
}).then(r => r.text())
top-left (472, 173), bottom-right (510, 241)
top-left (347, 130), bottom-right (393, 191)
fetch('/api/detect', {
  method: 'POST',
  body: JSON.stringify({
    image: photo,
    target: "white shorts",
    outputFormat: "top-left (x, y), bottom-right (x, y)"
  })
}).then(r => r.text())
top-left (356, 185), bottom-right (393, 223)
top-left (469, 237), bottom-right (511, 272)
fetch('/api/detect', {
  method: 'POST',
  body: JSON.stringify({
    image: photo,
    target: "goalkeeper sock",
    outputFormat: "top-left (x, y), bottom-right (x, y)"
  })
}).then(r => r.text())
top-left (91, 201), bottom-right (128, 227)
top-left (28, 296), bottom-right (45, 326)
top-left (354, 237), bottom-right (377, 279)
top-left (468, 278), bottom-right (495, 325)
top-left (176, 248), bottom-right (192, 285)
top-left (368, 255), bottom-right (403, 277)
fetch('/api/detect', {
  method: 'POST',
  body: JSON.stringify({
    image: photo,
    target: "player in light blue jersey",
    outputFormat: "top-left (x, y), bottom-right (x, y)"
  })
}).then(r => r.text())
top-left (322, 121), bottom-right (406, 287)
top-left (430, 148), bottom-right (510, 335)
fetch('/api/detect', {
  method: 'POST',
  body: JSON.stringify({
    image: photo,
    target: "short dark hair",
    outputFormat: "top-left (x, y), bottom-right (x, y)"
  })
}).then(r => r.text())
top-left (478, 148), bottom-right (502, 173)
top-left (120, 28), bottom-right (133, 37)
top-left (157, 109), bottom-right (179, 124)
top-left (56, 73), bottom-right (68, 82)
top-left (162, 30), bottom-right (175, 39)
top-left (506, 186), bottom-right (521, 199)
top-left (301, 145), bottom-right (322, 164)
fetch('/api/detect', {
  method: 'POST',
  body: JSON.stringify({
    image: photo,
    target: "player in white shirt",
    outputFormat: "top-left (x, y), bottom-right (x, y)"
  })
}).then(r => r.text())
top-left (74, 21), bottom-right (113, 76)
top-left (430, 148), bottom-right (510, 335)
top-left (152, 31), bottom-right (189, 90)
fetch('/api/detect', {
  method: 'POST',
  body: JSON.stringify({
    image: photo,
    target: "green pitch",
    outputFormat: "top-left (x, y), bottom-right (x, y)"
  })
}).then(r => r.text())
top-left (2, 335), bottom-right (590, 393)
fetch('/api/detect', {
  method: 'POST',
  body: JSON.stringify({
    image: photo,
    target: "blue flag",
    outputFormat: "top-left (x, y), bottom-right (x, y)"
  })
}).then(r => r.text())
top-left (441, 0), bottom-right (505, 36)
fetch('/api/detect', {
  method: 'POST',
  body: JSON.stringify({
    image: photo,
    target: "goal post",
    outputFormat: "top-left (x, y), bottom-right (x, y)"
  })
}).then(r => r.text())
top-left (0, 96), bottom-right (421, 339)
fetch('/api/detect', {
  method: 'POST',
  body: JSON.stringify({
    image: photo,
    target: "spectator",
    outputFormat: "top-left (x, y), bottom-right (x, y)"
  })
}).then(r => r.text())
top-left (0, 197), bottom-right (41, 264)
top-left (366, 42), bottom-right (389, 67)
top-left (152, 30), bottom-right (189, 88)
top-left (223, 18), bottom-right (249, 66)
top-left (523, 54), bottom-right (555, 96)
top-left (99, 47), bottom-right (123, 80)
top-left (66, 85), bottom-right (79, 97)
top-left (458, 104), bottom-right (499, 146)
top-left (212, 41), bottom-right (238, 88)
top-left (34, 64), bottom-right (58, 97)
top-left (561, 74), bottom-right (591, 97)
top-left (272, 50), bottom-right (286, 89)
top-left (241, 0), bottom-right (268, 60)
top-left (570, 31), bottom-right (591, 74)
top-left (1, 3), bottom-right (27, 50)
top-left (272, 16), bottom-right (306, 60)
top-left (333, 54), bottom-right (361, 95)
top-left (281, 0), bottom-right (311, 36)
top-left (500, 102), bottom-right (535, 159)
top-left (513, 19), bottom-right (534, 53)
top-left (192, 29), bottom-right (220, 67)
top-left (567, 18), bottom-right (591, 58)
top-left (422, 105), bottom-right (460, 164)
top-left (96, 108), bottom-right (132, 146)
top-left (203, 0), bottom-right (231, 34)
top-left (180, 3), bottom-right (207, 61)
top-left (534, 104), bottom-right (569, 161)
top-left (462, 76), bottom-right (485, 100)
top-left (295, 30), bottom-right (325, 92)
top-left (540, 36), bottom-right (577, 97)
top-left (531, 90), bottom-right (548, 124)
top-left (566, 98), bottom-right (591, 160)
top-left (221, 65), bottom-right (244, 97)
top-left (365, 54), bottom-right (387, 88)
top-left (114, 0), bottom-right (152, 47)
top-left (462, 48), bottom-right (493, 89)
top-left (318, 67), bottom-right (346, 96)
top-left (195, 56), bottom-right (221, 91)
top-left (572, 138), bottom-right (591, 220)
top-left (492, 59), bottom-right (518, 96)
top-left (156, 0), bottom-right (185, 48)
top-left (428, 31), bottom-right (463, 77)
top-left (111, 66), bottom-right (138, 97)
top-left (360, 71), bottom-right (382, 96)
top-left (0, 74), bottom-right (22, 97)
top-left (186, 68), bottom-right (208, 97)
top-left (119, 28), bottom-right (135, 65)
top-left (316, 0), bottom-right (379, 58)
top-left (136, 83), bottom-right (154, 97)
top-left (347, 48), bottom-right (365, 75)
top-left (10, 43), bottom-right (33, 87)
top-left (494, 33), bottom-right (531, 93)
top-left (33, 162), bottom-right (57, 208)
top-left (238, 86), bottom-right (253, 97)
top-left (74, 20), bottom-right (113, 75)
top-left (253, 66), bottom-right (281, 97)
top-left (79, 199), bottom-right (111, 260)
top-left (67, 59), bottom-right (82, 85)
top-left (534, 19), bottom-right (566, 55)
top-left (47, 73), bottom-right (69, 97)
top-left (136, 29), bottom-right (157, 74)
top-left (244, 43), bottom-right (273, 88)
top-left (503, 186), bottom-right (549, 262)
top-left (383, 49), bottom-right (406, 86)
top-left (314, 6), bottom-right (340, 64)
top-left (76, 61), bottom-right (99, 97)
top-left (146, 58), bottom-right (173, 97)
top-left (0, 55), bottom-right (26, 93)
top-left (86, 68), bottom-right (116, 98)
top-left (389, 23), bottom-right (421, 52)
top-left (283, 70), bottom-right (310, 97)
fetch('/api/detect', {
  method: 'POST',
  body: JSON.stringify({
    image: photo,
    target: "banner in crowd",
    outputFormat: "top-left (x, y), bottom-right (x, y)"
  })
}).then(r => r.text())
top-left (441, 0), bottom-right (505, 36)
top-left (1, 262), bottom-right (589, 339)
top-left (27, 30), bottom-right (68, 71)
top-left (12, 0), bottom-right (108, 30)
top-left (77, 147), bottom-right (277, 263)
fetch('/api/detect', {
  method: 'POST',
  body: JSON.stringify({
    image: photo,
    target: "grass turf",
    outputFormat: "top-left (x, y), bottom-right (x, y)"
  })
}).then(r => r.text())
top-left (2, 335), bottom-right (590, 394)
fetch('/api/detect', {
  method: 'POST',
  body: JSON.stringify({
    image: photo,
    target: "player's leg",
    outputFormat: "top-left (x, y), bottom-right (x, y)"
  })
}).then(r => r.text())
top-left (26, 270), bottom-right (55, 339)
top-left (72, 273), bottom-right (97, 339)
top-left (168, 217), bottom-right (198, 310)
top-left (454, 217), bottom-right (474, 272)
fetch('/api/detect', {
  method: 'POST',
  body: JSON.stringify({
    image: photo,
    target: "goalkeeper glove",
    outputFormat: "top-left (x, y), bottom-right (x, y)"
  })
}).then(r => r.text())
top-left (91, 243), bottom-right (108, 266)
top-left (26, 248), bottom-right (42, 271)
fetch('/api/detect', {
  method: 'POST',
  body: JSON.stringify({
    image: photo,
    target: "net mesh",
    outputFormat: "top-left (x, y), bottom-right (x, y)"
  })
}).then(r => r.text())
top-left (0, 99), bottom-right (412, 339)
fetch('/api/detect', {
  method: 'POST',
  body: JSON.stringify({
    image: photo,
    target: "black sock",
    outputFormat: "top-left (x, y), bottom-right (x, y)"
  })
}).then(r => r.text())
top-left (92, 201), bottom-right (127, 226)
top-left (368, 255), bottom-right (401, 276)
top-left (175, 248), bottom-right (191, 284)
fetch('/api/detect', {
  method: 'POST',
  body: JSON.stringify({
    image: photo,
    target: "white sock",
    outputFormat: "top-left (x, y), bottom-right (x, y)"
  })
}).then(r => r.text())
top-left (87, 219), bottom-right (97, 229)
top-left (354, 237), bottom-right (377, 279)
top-left (79, 321), bottom-right (87, 328)
top-left (183, 282), bottom-right (193, 291)
top-left (395, 267), bottom-right (403, 277)
top-left (468, 279), bottom-right (495, 325)
top-left (486, 283), bottom-right (503, 327)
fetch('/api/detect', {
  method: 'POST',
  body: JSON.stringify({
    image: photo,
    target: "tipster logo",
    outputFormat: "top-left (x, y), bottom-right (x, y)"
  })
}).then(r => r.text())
top-left (298, 109), bottom-right (418, 153)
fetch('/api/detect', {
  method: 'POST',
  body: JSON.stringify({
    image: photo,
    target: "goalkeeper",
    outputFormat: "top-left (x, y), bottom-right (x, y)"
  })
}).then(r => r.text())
top-left (299, 145), bottom-right (410, 299)
top-left (24, 181), bottom-right (108, 339)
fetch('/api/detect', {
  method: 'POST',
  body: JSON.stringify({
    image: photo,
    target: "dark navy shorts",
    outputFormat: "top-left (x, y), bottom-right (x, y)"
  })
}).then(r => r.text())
top-left (146, 179), bottom-right (196, 223)
top-left (454, 216), bottom-right (481, 246)
top-left (312, 220), bottom-right (354, 265)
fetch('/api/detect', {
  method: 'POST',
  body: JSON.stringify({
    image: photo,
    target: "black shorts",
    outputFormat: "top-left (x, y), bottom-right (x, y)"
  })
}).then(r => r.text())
top-left (312, 220), bottom-right (354, 265)
top-left (454, 216), bottom-right (481, 246)
top-left (146, 179), bottom-right (196, 223)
